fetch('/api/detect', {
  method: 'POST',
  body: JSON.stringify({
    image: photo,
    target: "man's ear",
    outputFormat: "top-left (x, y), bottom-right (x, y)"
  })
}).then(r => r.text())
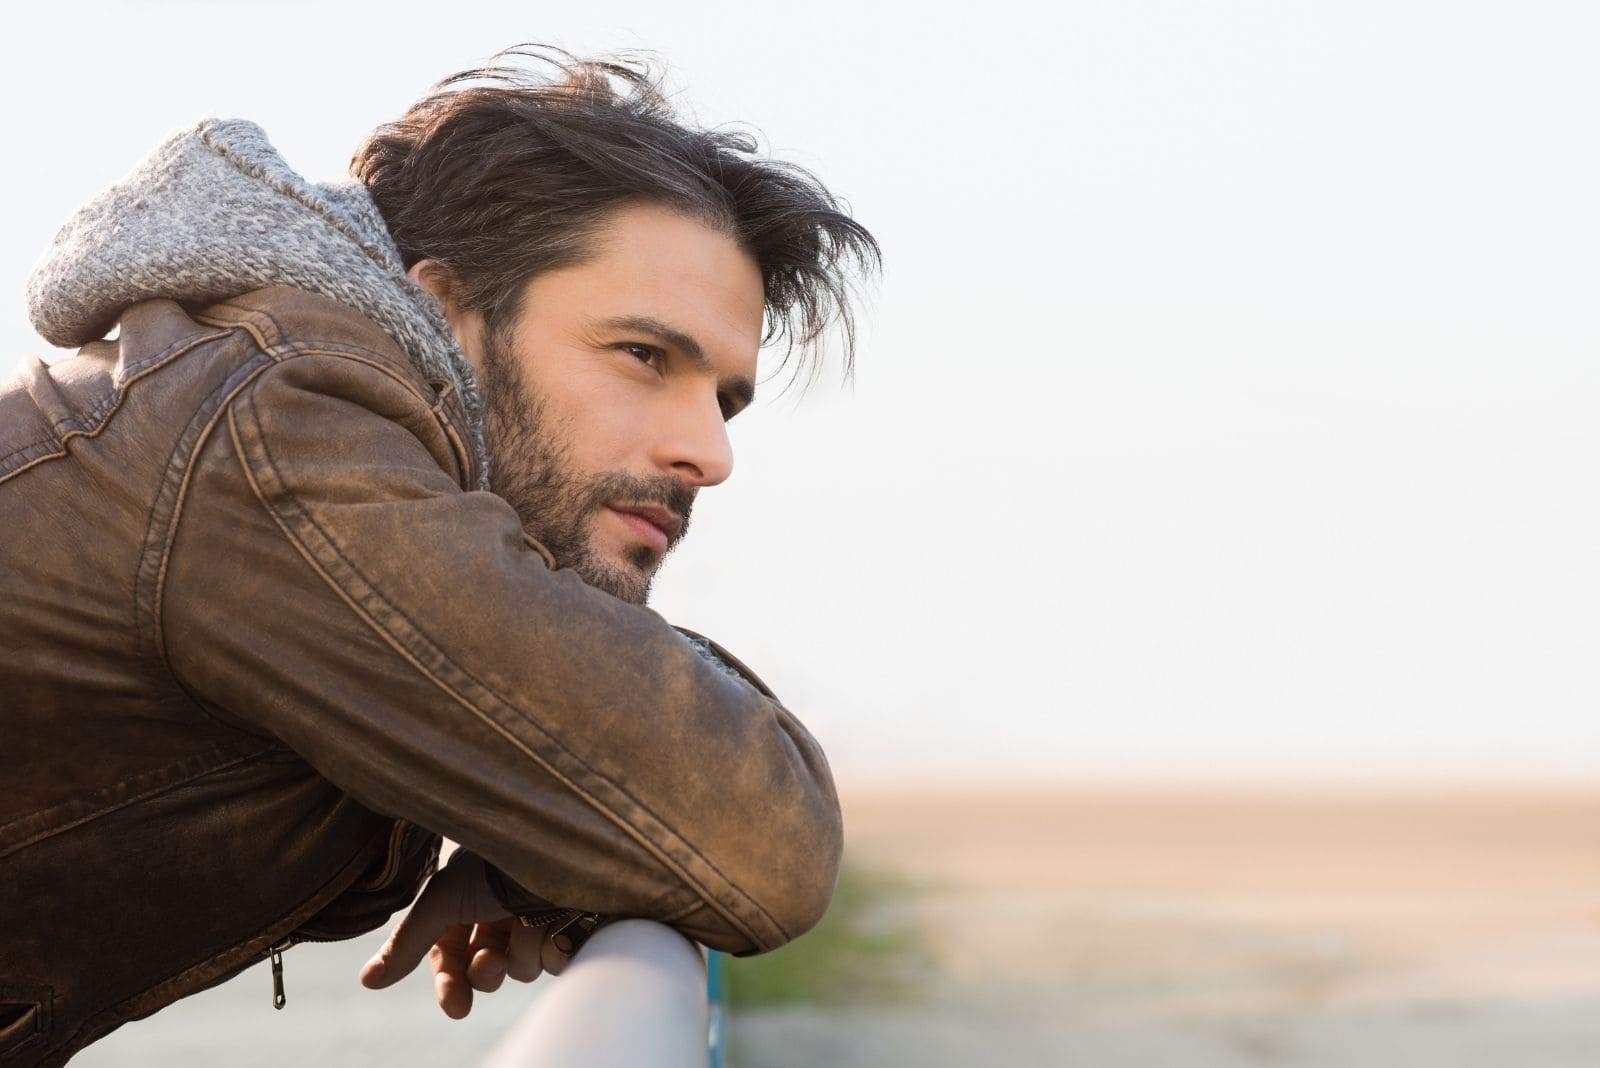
top-left (408, 259), bottom-right (484, 376)
top-left (407, 259), bottom-right (463, 323)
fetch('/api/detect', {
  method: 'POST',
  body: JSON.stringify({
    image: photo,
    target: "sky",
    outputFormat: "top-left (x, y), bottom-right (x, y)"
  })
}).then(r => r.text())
top-left (4, 1), bottom-right (1598, 786)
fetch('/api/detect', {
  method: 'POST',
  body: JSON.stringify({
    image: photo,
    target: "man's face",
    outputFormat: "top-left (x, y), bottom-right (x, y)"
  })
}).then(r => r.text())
top-left (452, 203), bottom-right (764, 604)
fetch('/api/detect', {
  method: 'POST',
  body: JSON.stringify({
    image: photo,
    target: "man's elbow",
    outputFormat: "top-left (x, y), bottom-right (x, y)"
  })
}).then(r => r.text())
top-left (677, 786), bottom-right (843, 955)
top-left (744, 751), bottom-right (845, 948)
top-left (756, 809), bottom-right (843, 946)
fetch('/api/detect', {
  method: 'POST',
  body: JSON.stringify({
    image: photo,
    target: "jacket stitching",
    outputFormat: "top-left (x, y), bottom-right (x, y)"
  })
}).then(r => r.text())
top-left (147, 337), bottom-right (470, 730)
top-left (425, 380), bottom-right (475, 486)
top-left (659, 896), bottom-right (707, 925)
top-left (141, 351), bottom-right (280, 672)
top-left (255, 344), bottom-right (471, 489)
top-left (0, 740), bottom-right (274, 860)
top-left (228, 367), bottom-right (787, 947)
top-left (149, 307), bottom-right (469, 674)
top-left (192, 301), bottom-right (279, 351)
top-left (0, 328), bottom-right (232, 486)
top-left (194, 296), bottom-right (472, 487)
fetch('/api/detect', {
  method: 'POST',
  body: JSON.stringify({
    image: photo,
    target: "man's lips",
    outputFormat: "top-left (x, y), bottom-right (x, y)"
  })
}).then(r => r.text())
top-left (607, 505), bottom-right (682, 554)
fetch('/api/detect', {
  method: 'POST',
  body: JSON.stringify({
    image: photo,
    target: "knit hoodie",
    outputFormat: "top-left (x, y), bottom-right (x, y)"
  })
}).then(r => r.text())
top-left (24, 117), bottom-right (491, 488)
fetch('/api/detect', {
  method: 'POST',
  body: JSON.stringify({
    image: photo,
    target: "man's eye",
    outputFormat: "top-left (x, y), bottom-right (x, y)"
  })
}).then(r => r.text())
top-left (622, 344), bottom-right (661, 366)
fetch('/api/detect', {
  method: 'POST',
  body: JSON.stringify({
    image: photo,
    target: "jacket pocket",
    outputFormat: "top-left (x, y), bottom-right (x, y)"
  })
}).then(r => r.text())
top-left (0, 985), bottom-right (52, 1062)
top-left (291, 821), bottom-right (441, 942)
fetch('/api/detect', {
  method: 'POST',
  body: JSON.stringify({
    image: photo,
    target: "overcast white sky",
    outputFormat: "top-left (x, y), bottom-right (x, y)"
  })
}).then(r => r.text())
top-left (5, 2), bottom-right (1597, 786)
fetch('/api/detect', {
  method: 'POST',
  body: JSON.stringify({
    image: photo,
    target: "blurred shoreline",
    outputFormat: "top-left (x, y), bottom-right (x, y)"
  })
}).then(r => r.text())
top-left (735, 784), bottom-right (1600, 1067)
top-left (841, 777), bottom-right (1600, 799)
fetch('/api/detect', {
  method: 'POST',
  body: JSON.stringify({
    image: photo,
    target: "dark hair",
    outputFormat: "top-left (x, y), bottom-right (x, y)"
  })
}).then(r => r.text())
top-left (352, 45), bottom-right (880, 384)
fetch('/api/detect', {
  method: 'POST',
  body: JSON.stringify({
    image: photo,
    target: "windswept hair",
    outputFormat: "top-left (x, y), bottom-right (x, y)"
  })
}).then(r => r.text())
top-left (352, 45), bottom-right (880, 383)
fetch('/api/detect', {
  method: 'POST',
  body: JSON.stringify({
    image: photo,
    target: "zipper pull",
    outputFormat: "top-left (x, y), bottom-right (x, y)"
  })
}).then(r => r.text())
top-left (269, 937), bottom-right (293, 1010)
top-left (548, 912), bottom-right (603, 956)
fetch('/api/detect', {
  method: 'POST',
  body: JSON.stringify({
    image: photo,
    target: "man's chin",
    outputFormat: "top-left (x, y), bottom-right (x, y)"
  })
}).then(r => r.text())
top-left (571, 553), bottom-right (656, 605)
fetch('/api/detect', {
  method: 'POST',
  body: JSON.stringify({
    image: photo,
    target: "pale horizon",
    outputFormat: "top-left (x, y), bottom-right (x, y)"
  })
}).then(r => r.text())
top-left (5, 2), bottom-right (1597, 787)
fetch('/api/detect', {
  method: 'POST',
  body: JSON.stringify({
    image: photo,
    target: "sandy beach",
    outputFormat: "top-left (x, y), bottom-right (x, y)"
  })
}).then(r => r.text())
top-left (730, 787), bottom-right (1600, 1066)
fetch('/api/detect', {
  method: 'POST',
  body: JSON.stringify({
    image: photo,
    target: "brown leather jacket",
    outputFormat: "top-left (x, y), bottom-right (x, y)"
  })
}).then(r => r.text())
top-left (0, 287), bottom-right (842, 1066)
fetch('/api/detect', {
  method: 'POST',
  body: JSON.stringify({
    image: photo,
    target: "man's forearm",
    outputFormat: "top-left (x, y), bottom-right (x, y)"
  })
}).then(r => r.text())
top-left (163, 342), bottom-right (841, 954)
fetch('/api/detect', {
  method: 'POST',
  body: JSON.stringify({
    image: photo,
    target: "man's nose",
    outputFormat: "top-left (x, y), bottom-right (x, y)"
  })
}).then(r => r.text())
top-left (651, 392), bottom-right (734, 487)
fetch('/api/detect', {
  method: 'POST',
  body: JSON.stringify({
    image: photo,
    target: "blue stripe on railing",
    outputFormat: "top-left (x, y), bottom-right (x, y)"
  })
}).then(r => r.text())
top-left (706, 950), bottom-right (727, 1068)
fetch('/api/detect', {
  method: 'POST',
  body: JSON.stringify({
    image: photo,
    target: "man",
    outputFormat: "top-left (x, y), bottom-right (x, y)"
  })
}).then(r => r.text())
top-left (0, 47), bottom-right (877, 1065)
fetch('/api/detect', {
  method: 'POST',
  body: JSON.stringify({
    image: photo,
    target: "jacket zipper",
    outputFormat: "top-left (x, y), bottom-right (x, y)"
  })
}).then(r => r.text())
top-left (509, 907), bottom-right (605, 955)
top-left (546, 910), bottom-right (604, 956)
top-left (268, 936), bottom-right (293, 1009)
top-left (265, 929), bottom-right (347, 1009)
top-left (348, 819), bottom-right (415, 893)
top-left (509, 905), bottom-right (583, 929)
top-left (266, 820), bottom-right (430, 1009)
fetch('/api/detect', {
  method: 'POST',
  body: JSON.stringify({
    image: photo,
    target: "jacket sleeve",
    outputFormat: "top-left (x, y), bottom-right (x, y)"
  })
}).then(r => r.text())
top-left (159, 347), bottom-right (842, 954)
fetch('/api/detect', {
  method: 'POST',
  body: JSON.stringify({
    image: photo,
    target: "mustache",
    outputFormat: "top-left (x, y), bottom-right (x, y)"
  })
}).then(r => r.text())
top-left (583, 472), bottom-right (696, 544)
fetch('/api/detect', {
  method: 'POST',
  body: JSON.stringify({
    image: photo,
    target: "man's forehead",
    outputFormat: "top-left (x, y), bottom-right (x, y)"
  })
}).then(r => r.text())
top-left (516, 201), bottom-right (765, 376)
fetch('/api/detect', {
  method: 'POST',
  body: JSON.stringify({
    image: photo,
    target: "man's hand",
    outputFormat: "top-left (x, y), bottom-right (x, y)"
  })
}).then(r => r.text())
top-left (359, 849), bottom-right (570, 1018)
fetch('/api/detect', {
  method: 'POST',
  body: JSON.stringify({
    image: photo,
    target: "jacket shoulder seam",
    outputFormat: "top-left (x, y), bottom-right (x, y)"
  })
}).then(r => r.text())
top-left (146, 342), bottom-right (460, 696)
top-left (0, 328), bottom-right (233, 487)
top-left (137, 350), bottom-right (281, 694)
top-left (194, 300), bottom-right (419, 387)
top-left (193, 297), bottom-right (475, 484)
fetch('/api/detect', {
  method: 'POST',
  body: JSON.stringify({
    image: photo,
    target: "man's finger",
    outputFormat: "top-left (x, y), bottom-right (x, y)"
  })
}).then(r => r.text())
top-left (360, 869), bottom-right (461, 989)
top-left (505, 921), bottom-right (546, 983)
top-left (540, 928), bottom-right (572, 977)
top-left (468, 921), bottom-right (509, 955)
top-left (433, 962), bottom-right (474, 1018)
top-left (465, 922), bottom-right (509, 993)
top-left (467, 946), bottom-right (507, 993)
top-left (429, 928), bottom-right (476, 1018)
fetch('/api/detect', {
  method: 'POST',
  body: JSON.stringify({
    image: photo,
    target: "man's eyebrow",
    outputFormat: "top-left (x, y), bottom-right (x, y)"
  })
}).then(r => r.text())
top-left (599, 315), bottom-right (757, 408)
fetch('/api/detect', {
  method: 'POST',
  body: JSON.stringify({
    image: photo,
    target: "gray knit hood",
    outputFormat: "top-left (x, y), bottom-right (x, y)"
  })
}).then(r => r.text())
top-left (25, 117), bottom-right (490, 488)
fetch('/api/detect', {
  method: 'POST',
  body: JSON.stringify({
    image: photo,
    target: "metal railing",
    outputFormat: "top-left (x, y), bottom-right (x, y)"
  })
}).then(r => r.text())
top-left (476, 920), bottom-right (718, 1067)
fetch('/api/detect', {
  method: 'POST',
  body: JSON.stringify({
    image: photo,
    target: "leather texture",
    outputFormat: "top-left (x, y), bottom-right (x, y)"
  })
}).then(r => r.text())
top-left (0, 287), bottom-right (842, 1066)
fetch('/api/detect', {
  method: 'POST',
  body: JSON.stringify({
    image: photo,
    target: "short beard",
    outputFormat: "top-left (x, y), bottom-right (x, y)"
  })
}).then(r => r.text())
top-left (476, 327), bottom-right (693, 605)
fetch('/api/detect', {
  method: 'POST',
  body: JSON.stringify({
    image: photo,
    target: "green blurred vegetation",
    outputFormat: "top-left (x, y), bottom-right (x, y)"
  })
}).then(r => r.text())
top-left (725, 865), bottom-right (930, 1008)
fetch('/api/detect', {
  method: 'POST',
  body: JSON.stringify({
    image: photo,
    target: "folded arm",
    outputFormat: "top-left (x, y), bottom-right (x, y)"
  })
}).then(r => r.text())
top-left (161, 346), bottom-right (841, 954)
